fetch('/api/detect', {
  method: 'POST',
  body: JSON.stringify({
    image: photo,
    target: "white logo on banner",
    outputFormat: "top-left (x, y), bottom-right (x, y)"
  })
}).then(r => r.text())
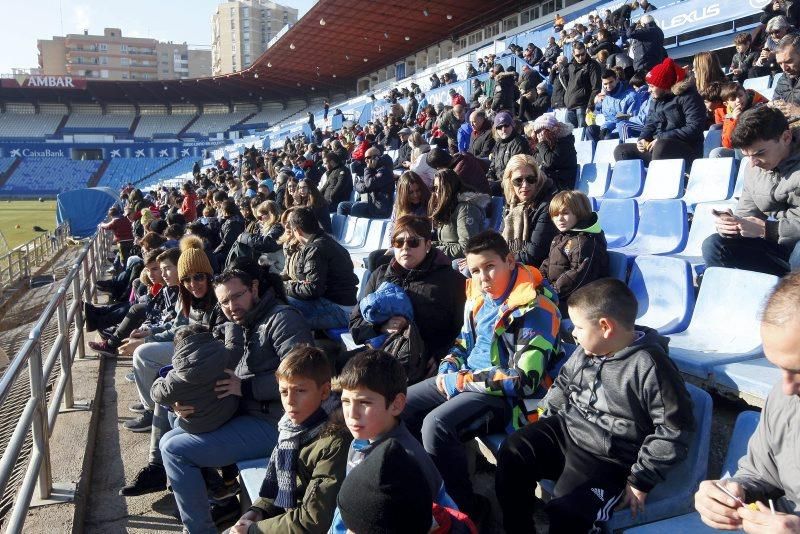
top-left (110, 150), bottom-right (121, 158)
top-left (135, 149), bottom-right (145, 158)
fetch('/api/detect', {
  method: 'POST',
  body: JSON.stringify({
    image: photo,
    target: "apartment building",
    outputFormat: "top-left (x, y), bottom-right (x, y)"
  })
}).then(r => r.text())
top-left (211, 0), bottom-right (298, 75)
top-left (37, 28), bottom-right (211, 81)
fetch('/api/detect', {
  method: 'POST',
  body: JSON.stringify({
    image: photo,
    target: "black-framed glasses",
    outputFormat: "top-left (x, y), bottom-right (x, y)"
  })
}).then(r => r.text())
top-left (512, 175), bottom-right (538, 187)
top-left (392, 236), bottom-right (423, 249)
top-left (181, 273), bottom-right (207, 284)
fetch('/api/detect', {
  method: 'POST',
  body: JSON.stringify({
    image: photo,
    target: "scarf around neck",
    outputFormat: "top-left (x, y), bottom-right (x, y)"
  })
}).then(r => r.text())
top-left (503, 202), bottom-right (534, 255)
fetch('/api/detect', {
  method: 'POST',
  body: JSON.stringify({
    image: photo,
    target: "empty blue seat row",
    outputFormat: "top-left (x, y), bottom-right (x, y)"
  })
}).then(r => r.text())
top-left (597, 198), bottom-right (688, 259)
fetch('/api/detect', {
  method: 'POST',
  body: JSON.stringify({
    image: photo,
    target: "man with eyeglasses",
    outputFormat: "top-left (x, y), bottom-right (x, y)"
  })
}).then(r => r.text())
top-left (486, 111), bottom-right (532, 196)
top-left (561, 42), bottom-right (602, 128)
top-left (337, 147), bottom-right (394, 219)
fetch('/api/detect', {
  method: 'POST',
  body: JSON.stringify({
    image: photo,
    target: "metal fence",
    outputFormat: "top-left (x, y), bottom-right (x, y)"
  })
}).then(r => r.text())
top-left (0, 223), bottom-right (70, 292)
top-left (0, 228), bottom-right (109, 533)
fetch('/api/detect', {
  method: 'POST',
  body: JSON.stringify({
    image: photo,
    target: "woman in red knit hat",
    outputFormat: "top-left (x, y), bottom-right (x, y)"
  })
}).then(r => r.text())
top-left (613, 57), bottom-right (707, 165)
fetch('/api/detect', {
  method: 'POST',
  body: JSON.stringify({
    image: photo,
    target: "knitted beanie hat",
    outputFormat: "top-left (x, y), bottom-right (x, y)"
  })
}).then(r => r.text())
top-left (646, 58), bottom-right (686, 91)
top-left (337, 438), bottom-right (432, 534)
top-left (177, 235), bottom-right (213, 280)
top-left (533, 113), bottom-right (559, 132)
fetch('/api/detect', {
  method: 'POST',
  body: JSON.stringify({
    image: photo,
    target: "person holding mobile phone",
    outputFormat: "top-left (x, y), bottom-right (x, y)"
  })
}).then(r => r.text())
top-left (701, 106), bottom-right (800, 276)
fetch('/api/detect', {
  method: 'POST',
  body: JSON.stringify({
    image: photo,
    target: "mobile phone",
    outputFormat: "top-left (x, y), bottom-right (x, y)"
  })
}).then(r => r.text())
top-left (712, 208), bottom-right (734, 217)
top-left (714, 482), bottom-right (747, 508)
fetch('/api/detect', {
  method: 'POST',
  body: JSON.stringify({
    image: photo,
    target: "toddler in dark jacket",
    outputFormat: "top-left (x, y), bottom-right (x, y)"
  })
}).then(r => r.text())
top-left (150, 323), bottom-right (243, 434)
top-left (540, 190), bottom-right (609, 315)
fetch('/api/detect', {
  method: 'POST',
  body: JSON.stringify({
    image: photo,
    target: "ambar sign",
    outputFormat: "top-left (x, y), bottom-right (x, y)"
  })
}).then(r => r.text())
top-left (1, 75), bottom-right (87, 90)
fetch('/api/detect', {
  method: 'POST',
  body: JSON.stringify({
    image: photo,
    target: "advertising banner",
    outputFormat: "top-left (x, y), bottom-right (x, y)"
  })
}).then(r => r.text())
top-left (1, 75), bottom-right (88, 89)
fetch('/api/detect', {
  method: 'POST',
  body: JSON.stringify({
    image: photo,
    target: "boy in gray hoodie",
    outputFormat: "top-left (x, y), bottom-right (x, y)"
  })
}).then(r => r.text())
top-left (495, 278), bottom-right (695, 533)
top-left (150, 323), bottom-right (243, 434)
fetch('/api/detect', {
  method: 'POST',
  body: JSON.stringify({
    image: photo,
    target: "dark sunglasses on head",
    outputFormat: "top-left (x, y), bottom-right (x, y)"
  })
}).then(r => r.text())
top-left (512, 175), bottom-right (538, 187)
top-left (181, 273), bottom-right (207, 284)
top-left (392, 236), bottom-right (423, 249)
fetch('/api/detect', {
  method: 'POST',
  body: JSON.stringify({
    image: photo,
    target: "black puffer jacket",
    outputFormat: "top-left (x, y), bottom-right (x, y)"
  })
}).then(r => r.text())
top-left (236, 289), bottom-right (314, 425)
top-left (491, 72), bottom-right (519, 112)
top-left (539, 212), bottom-right (609, 312)
top-left (285, 232), bottom-right (358, 306)
top-left (349, 250), bottom-right (466, 364)
top-left (563, 58), bottom-right (603, 110)
top-left (549, 67), bottom-right (567, 109)
top-left (534, 133), bottom-right (578, 191)
top-left (394, 143), bottom-right (413, 169)
top-left (214, 213), bottom-right (246, 258)
top-left (320, 164), bottom-right (353, 212)
top-left (628, 23), bottom-right (666, 73)
top-left (468, 127), bottom-right (495, 159)
top-left (355, 156), bottom-right (394, 218)
top-left (487, 133), bottom-right (532, 182)
top-left (640, 78), bottom-right (707, 160)
top-left (773, 73), bottom-right (800, 105)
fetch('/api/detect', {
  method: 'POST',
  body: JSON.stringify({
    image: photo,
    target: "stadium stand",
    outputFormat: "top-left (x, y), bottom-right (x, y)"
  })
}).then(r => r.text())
top-left (99, 158), bottom-right (177, 190)
top-left (134, 114), bottom-right (196, 139)
top-left (183, 112), bottom-right (250, 137)
top-left (0, 113), bottom-right (64, 138)
top-left (3, 157), bottom-right (102, 193)
top-left (63, 113), bottom-right (134, 132)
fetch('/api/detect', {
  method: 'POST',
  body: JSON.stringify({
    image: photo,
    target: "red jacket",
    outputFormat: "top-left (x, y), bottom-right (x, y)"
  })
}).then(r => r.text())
top-left (451, 93), bottom-right (467, 107)
top-left (181, 191), bottom-right (198, 222)
top-left (352, 140), bottom-right (371, 162)
top-left (721, 90), bottom-right (766, 149)
top-left (104, 216), bottom-right (133, 243)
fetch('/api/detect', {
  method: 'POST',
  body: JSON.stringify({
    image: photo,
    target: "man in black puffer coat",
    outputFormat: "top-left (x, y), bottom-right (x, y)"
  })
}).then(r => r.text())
top-left (284, 208), bottom-right (358, 330)
top-left (562, 42), bottom-right (602, 128)
top-left (486, 111), bottom-right (532, 196)
top-left (468, 110), bottom-right (495, 159)
top-left (213, 199), bottom-right (246, 266)
top-left (491, 71), bottom-right (520, 113)
top-left (320, 152), bottom-right (353, 213)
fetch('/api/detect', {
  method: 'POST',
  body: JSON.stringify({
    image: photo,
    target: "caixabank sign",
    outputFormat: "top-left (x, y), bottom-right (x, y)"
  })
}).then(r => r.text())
top-left (0, 141), bottom-right (220, 159)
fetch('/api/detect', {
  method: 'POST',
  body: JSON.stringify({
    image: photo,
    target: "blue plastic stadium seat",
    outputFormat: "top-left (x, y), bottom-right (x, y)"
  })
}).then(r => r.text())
top-left (611, 200), bottom-right (688, 259)
top-left (603, 159), bottom-right (645, 199)
top-left (331, 213), bottom-right (347, 241)
top-left (597, 198), bottom-right (638, 248)
top-left (346, 218), bottom-right (388, 254)
top-left (576, 163), bottom-right (611, 197)
top-left (541, 384), bottom-right (711, 532)
top-left (743, 75), bottom-right (770, 91)
top-left (671, 200), bottom-right (737, 275)
top-left (354, 267), bottom-right (370, 300)
top-left (771, 72), bottom-right (784, 87)
top-left (624, 411), bottom-right (759, 533)
top-left (341, 216), bottom-right (359, 244)
top-left (341, 217), bottom-right (371, 248)
top-left (628, 256), bottom-right (694, 335)
top-left (703, 129), bottom-right (723, 158)
top-left (576, 140), bottom-right (595, 166)
top-left (608, 250), bottom-right (629, 281)
top-left (712, 358), bottom-right (781, 404)
top-left (573, 126), bottom-right (585, 142)
top-left (237, 457), bottom-right (268, 503)
top-left (639, 159), bottom-right (685, 201)
top-left (668, 267), bottom-right (779, 381)
top-left (733, 156), bottom-right (750, 198)
top-left (594, 139), bottom-right (621, 166)
top-left (487, 196), bottom-right (505, 232)
top-left (683, 158), bottom-right (735, 210)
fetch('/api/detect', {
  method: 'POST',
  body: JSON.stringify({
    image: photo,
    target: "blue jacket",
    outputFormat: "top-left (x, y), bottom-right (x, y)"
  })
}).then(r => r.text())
top-left (457, 122), bottom-right (473, 152)
top-left (629, 86), bottom-right (651, 126)
top-left (594, 80), bottom-right (636, 134)
top-left (359, 281), bottom-right (414, 347)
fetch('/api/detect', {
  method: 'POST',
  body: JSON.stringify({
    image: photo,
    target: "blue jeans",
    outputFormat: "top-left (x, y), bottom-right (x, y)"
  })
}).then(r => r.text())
top-left (286, 296), bottom-right (351, 330)
top-left (336, 200), bottom-right (373, 218)
top-left (160, 415), bottom-right (278, 534)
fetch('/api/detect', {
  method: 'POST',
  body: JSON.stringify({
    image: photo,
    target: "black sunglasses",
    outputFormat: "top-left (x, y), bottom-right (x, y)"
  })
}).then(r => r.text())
top-left (392, 236), bottom-right (423, 249)
top-left (512, 175), bottom-right (538, 187)
top-left (181, 273), bottom-right (207, 284)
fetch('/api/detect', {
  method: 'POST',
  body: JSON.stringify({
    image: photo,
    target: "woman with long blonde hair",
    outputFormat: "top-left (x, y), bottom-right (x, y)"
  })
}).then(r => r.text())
top-left (692, 51), bottom-right (726, 95)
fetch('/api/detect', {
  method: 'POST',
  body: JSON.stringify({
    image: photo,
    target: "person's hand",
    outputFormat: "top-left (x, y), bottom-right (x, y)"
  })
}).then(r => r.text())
top-left (456, 257), bottom-right (468, 271)
top-left (733, 68), bottom-right (741, 77)
top-left (739, 501), bottom-right (800, 533)
top-left (436, 373), bottom-right (447, 395)
top-left (381, 316), bottom-right (409, 334)
top-left (173, 401), bottom-right (196, 418)
top-left (129, 327), bottom-right (151, 339)
top-left (695, 480), bottom-right (745, 530)
top-left (714, 212), bottom-right (741, 237)
top-left (215, 369), bottom-right (242, 399)
top-left (738, 216), bottom-right (766, 238)
top-left (118, 338), bottom-right (144, 356)
top-left (647, 139), bottom-right (657, 152)
top-left (595, 93), bottom-right (605, 105)
top-left (731, 102), bottom-right (744, 120)
top-left (230, 510), bottom-right (263, 534)
top-left (617, 483), bottom-right (648, 518)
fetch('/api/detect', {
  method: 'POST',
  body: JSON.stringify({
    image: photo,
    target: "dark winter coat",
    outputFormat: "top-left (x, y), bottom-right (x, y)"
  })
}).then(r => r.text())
top-left (504, 188), bottom-right (559, 268)
top-left (774, 73), bottom-right (800, 106)
top-left (150, 326), bottom-right (243, 434)
top-left (487, 133), bottom-right (532, 182)
top-left (542, 327), bottom-right (695, 493)
top-left (350, 250), bottom-right (465, 363)
top-left (491, 72), bottom-right (519, 112)
top-left (628, 23), bottom-right (666, 73)
top-left (731, 50), bottom-right (759, 83)
top-left (394, 142), bottom-right (413, 169)
top-left (549, 67), bottom-right (567, 109)
top-left (539, 213), bottom-right (609, 311)
top-left (439, 110), bottom-right (463, 145)
top-left (214, 213), bottom-right (246, 258)
top-left (236, 224), bottom-right (283, 255)
top-left (320, 164), bottom-right (353, 211)
top-left (640, 78), bottom-right (707, 160)
top-left (562, 58), bottom-right (603, 110)
top-left (355, 157), bottom-right (394, 218)
top-left (468, 127), bottom-right (495, 159)
top-left (534, 133), bottom-right (579, 191)
top-left (236, 289), bottom-right (314, 425)
top-left (589, 40), bottom-right (621, 57)
top-left (435, 192), bottom-right (492, 259)
top-left (451, 152), bottom-right (490, 194)
top-left (544, 43), bottom-right (561, 63)
top-left (285, 232), bottom-right (358, 306)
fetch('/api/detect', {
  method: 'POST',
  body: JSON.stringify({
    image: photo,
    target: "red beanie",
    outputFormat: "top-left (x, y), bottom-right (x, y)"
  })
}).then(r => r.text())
top-left (646, 58), bottom-right (686, 90)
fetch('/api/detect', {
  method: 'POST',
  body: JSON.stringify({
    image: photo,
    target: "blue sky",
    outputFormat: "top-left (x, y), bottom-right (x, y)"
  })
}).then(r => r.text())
top-left (0, 0), bottom-right (316, 74)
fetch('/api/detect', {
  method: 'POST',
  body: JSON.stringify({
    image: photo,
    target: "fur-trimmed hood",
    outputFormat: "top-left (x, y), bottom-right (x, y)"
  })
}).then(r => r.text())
top-left (671, 76), bottom-right (697, 96)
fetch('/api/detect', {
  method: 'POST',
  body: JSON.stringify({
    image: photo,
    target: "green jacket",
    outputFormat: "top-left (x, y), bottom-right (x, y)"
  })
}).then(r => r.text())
top-left (248, 423), bottom-right (352, 534)
top-left (435, 192), bottom-right (491, 259)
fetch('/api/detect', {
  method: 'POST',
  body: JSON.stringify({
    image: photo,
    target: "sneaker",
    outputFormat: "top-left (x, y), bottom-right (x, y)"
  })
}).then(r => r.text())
top-left (128, 402), bottom-right (147, 413)
top-left (125, 371), bottom-right (135, 382)
top-left (99, 328), bottom-right (116, 341)
top-left (119, 463), bottom-right (167, 497)
top-left (123, 410), bottom-right (153, 432)
top-left (209, 479), bottom-right (241, 503)
top-left (89, 339), bottom-right (117, 356)
top-left (210, 497), bottom-right (240, 526)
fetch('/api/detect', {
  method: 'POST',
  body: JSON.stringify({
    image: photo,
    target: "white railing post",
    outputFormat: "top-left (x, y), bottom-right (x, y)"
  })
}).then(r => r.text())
top-left (72, 270), bottom-right (86, 360)
top-left (28, 338), bottom-right (52, 500)
top-left (56, 288), bottom-right (74, 409)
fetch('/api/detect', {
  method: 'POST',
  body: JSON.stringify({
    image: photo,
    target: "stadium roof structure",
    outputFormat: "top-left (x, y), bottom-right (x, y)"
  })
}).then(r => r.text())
top-left (0, 0), bottom-right (522, 106)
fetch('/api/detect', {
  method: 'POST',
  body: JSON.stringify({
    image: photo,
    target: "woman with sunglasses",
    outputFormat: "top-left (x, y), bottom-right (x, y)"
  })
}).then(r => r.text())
top-left (430, 168), bottom-right (491, 260)
top-left (531, 113), bottom-right (579, 191)
top-left (350, 215), bottom-right (466, 374)
top-left (502, 154), bottom-right (558, 267)
top-left (292, 178), bottom-right (333, 234)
